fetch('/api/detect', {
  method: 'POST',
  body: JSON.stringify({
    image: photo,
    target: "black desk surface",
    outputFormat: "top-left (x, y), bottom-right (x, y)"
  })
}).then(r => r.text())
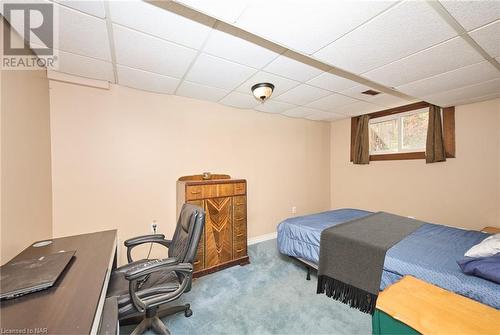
top-left (0, 230), bottom-right (117, 334)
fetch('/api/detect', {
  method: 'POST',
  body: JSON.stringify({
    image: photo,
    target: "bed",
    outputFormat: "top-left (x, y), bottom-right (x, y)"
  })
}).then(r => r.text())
top-left (277, 209), bottom-right (500, 310)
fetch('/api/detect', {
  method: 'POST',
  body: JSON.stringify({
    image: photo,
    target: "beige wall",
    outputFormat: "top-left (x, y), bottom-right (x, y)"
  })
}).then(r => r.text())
top-left (1, 22), bottom-right (53, 264)
top-left (49, 82), bottom-right (331, 263)
top-left (330, 98), bottom-right (500, 230)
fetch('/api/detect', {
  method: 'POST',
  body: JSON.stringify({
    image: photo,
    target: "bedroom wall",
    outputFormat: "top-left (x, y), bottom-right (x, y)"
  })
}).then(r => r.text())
top-left (330, 98), bottom-right (500, 230)
top-left (49, 81), bottom-right (331, 264)
top-left (1, 20), bottom-right (53, 264)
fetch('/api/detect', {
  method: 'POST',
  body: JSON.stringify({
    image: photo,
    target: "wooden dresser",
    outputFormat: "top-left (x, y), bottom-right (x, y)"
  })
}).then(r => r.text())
top-left (177, 174), bottom-right (249, 277)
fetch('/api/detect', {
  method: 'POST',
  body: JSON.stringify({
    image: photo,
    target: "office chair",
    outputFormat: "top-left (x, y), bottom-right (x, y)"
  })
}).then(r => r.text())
top-left (106, 204), bottom-right (205, 335)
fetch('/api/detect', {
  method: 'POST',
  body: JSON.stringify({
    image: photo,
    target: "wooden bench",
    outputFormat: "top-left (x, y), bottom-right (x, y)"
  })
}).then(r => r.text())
top-left (373, 276), bottom-right (499, 335)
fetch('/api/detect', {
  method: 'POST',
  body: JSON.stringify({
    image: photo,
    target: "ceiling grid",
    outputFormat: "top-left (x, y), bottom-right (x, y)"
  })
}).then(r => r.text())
top-left (4, 0), bottom-right (499, 121)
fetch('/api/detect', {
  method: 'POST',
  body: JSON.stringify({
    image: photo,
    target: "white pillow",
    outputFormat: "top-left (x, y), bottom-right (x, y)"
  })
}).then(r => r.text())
top-left (464, 233), bottom-right (500, 257)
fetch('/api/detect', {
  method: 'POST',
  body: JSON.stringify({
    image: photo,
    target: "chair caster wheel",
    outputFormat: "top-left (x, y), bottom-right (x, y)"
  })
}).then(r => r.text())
top-left (185, 308), bottom-right (192, 317)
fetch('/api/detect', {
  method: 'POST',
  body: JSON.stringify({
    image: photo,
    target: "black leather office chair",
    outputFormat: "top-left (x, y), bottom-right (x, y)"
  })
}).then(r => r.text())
top-left (106, 204), bottom-right (205, 335)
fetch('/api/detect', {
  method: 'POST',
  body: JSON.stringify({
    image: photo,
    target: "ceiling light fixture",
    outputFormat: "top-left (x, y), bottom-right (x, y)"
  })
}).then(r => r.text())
top-left (361, 89), bottom-right (381, 96)
top-left (251, 83), bottom-right (274, 103)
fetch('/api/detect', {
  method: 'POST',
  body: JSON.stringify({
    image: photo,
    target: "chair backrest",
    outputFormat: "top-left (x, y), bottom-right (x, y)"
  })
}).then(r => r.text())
top-left (168, 204), bottom-right (205, 264)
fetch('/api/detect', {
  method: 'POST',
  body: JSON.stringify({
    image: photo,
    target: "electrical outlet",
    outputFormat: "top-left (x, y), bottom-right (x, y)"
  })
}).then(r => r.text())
top-left (291, 206), bottom-right (297, 214)
top-left (151, 220), bottom-right (158, 234)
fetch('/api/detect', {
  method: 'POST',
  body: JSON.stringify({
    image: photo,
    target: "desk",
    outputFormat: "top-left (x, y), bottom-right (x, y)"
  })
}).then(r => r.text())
top-left (0, 230), bottom-right (117, 334)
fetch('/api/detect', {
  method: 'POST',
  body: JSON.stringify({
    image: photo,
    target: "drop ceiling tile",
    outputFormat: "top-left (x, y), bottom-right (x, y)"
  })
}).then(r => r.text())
top-left (49, 49), bottom-right (114, 82)
top-left (334, 101), bottom-right (383, 116)
top-left (340, 84), bottom-right (413, 107)
top-left (314, 1), bottom-right (457, 73)
top-left (117, 65), bottom-right (180, 94)
top-left (440, 0), bottom-right (500, 31)
top-left (305, 110), bottom-right (346, 121)
top-left (451, 92), bottom-right (500, 106)
top-left (263, 51), bottom-right (327, 82)
top-left (363, 37), bottom-right (483, 87)
top-left (368, 94), bottom-right (414, 108)
top-left (254, 100), bottom-right (296, 114)
top-left (307, 72), bottom-right (361, 92)
top-left (235, 0), bottom-right (396, 55)
top-left (275, 84), bottom-right (330, 105)
top-left (52, 0), bottom-right (105, 18)
top-left (176, 81), bottom-right (229, 102)
top-left (54, 3), bottom-right (111, 60)
top-left (203, 23), bottom-right (284, 69)
top-left (185, 53), bottom-right (257, 90)
top-left (306, 93), bottom-right (358, 112)
top-left (423, 78), bottom-right (500, 107)
top-left (219, 92), bottom-right (260, 109)
top-left (109, 1), bottom-right (214, 50)
top-left (174, 0), bottom-right (249, 23)
top-left (236, 71), bottom-right (300, 97)
top-left (281, 107), bottom-right (316, 118)
top-left (113, 25), bottom-right (197, 78)
top-left (469, 20), bottom-right (500, 58)
top-left (340, 85), bottom-right (380, 101)
top-left (397, 61), bottom-right (500, 97)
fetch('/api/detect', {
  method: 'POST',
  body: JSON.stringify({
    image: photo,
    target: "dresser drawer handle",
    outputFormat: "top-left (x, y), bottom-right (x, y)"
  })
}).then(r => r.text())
top-left (235, 202), bottom-right (244, 206)
top-left (236, 233), bottom-right (244, 237)
top-left (194, 260), bottom-right (201, 265)
top-left (190, 190), bottom-right (201, 194)
top-left (236, 248), bottom-right (244, 253)
top-left (235, 217), bottom-right (244, 221)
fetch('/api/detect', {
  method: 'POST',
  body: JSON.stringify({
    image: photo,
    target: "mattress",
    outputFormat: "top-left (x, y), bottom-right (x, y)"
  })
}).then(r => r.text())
top-left (277, 209), bottom-right (500, 309)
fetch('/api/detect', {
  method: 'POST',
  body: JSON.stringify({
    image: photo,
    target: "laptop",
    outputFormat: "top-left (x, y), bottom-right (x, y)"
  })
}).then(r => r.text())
top-left (0, 250), bottom-right (75, 300)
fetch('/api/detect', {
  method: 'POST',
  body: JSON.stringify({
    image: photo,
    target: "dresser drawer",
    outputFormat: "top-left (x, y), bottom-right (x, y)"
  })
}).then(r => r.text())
top-left (234, 183), bottom-right (246, 195)
top-left (233, 239), bottom-right (247, 259)
top-left (193, 247), bottom-right (204, 272)
top-left (233, 216), bottom-right (246, 232)
top-left (234, 223), bottom-right (247, 238)
top-left (202, 184), bottom-right (218, 198)
top-left (233, 196), bottom-right (246, 218)
top-left (218, 183), bottom-right (234, 197)
top-left (186, 185), bottom-right (203, 200)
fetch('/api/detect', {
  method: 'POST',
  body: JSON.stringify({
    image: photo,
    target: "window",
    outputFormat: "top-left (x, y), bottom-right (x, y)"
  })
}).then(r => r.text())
top-left (350, 102), bottom-right (456, 161)
top-left (369, 108), bottom-right (428, 155)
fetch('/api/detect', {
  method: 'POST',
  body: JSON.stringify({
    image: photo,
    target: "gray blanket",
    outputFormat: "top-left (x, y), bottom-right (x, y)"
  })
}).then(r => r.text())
top-left (317, 212), bottom-right (425, 314)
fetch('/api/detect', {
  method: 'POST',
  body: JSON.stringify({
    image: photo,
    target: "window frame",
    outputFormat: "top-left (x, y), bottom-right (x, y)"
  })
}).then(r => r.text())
top-left (368, 108), bottom-right (429, 155)
top-left (350, 101), bottom-right (455, 162)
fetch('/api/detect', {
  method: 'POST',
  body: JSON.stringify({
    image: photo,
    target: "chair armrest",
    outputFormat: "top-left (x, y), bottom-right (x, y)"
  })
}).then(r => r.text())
top-left (124, 234), bottom-right (172, 263)
top-left (124, 234), bottom-right (169, 247)
top-left (124, 258), bottom-right (182, 280)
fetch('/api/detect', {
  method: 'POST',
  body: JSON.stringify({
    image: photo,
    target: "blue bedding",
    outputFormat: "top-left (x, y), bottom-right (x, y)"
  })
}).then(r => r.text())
top-left (277, 209), bottom-right (500, 309)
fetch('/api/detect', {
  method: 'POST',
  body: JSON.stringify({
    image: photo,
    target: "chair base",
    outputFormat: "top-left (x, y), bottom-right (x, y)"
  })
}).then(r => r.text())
top-left (122, 304), bottom-right (192, 335)
top-left (130, 315), bottom-right (170, 335)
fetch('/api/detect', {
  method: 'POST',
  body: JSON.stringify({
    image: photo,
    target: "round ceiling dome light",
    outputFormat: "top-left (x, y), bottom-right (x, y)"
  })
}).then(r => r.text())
top-left (251, 83), bottom-right (274, 103)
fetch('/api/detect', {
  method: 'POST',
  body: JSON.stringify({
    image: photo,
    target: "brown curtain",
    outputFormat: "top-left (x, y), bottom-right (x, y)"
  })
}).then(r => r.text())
top-left (353, 115), bottom-right (370, 164)
top-left (426, 105), bottom-right (446, 163)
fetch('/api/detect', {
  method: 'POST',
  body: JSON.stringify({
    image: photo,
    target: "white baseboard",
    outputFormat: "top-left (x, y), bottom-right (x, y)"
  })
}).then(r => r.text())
top-left (248, 232), bottom-right (277, 245)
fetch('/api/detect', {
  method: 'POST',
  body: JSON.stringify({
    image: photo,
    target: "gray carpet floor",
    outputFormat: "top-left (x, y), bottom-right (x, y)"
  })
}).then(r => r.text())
top-left (121, 239), bottom-right (372, 334)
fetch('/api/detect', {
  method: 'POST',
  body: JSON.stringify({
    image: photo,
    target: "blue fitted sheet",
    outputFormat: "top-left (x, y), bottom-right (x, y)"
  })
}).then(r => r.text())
top-left (277, 209), bottom-right (500, 309)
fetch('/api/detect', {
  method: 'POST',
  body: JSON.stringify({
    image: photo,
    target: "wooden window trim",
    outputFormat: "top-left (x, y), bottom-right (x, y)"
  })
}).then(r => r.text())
top-left (350, 102), bottom-right (455, 162)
